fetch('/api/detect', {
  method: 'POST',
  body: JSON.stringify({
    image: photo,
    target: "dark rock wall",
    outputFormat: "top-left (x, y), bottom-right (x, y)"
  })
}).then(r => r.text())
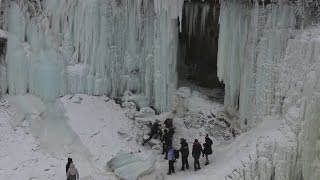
top-left (178, 0), bottom-right (223, 89)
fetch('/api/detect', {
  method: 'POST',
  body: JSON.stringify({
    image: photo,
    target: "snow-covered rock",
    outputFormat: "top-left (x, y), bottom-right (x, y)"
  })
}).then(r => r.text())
top-left (135, 107), bottom-right (156, 118)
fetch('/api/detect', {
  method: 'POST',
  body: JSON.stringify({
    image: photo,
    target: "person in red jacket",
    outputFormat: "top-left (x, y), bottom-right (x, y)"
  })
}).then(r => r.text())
top-left (192, 139), bottom-right (202, 171)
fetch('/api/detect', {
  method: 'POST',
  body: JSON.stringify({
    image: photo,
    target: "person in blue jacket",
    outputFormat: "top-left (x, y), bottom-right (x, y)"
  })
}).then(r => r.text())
top-left (167, 145), bottom-right (176, 175)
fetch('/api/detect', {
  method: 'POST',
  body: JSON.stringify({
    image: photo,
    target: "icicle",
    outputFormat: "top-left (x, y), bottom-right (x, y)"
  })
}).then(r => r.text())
top-left (5, 0), bottom-right (184, 112)
top-left (217, 0), bottom-right (297, 130)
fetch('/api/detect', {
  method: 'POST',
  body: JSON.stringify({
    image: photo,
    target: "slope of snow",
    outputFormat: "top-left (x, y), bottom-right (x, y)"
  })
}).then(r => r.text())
top-left (153, 117), bottom-right (296, 180)
top-left (60, 94), bottom-right (142, 171)
top-left (0, 100), bottom-right (64, 180)
top-left (0, 94), bottom-right (146, 180)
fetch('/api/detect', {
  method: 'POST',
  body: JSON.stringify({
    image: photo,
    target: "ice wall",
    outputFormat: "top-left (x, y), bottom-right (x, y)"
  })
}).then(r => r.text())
top-left (184, 1), bottom-right (211, 38)
top-left (279, 28), bottom-right (320, 180)
top-left (6, 3), bottom-right (65, 102)
top-left (217, 1), bottom-right (297, 130)
top-left (218, 1), bottom-right (320, 179)
top-left (4, 0), bottom-right (184, 111)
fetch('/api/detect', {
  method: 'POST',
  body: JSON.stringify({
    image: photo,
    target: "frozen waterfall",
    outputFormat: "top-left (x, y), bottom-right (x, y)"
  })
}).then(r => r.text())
top-left (217, 0), bottom-right (296, 130)
top-left (3, 0), bottom-right (184, 112)
top-left (217, 1), bottom-right (320, 180)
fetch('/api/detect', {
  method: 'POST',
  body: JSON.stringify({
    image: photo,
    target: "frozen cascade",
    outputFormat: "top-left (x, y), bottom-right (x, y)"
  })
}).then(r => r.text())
top-left (217, 1), bottom-right (320, 179)
top-left (184, 1), bottom-right (210, 39)
top-left (279, 28), bottom-right (320, 180)
top-left (6, 3), bottom-right (65, 102)
top-left (222, 27), bottom-right (320, 180)
top-left (217, 1), bottom-right (296, 130)
top-left (3, 0), bottom-right (184, 111)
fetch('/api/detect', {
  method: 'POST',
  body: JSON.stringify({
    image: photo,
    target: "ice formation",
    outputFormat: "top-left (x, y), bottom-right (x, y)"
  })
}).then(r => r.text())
top-left (220, 25), bottom-right (320, 180)
top-left (217, 1), bottom-right (320, 180)
top-left (217, 0), bottom-right (296, 130)
top-left (3, 0), bottom-right (184, 111)
top-left (184, 1), bottom-right (211, 38)
top-left (1, 0), bottom-right (320, 179)
top-left (108, 152), bottom-right (154, 180)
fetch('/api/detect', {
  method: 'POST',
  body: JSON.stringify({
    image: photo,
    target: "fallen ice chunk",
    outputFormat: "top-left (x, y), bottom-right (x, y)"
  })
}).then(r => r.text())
top-left (108, 152), bottom-right (153, 180)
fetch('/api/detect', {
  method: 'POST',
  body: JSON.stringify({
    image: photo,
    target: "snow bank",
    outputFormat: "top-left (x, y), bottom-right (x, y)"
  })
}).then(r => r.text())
top-left (1, 94), bottom-right (143, 179)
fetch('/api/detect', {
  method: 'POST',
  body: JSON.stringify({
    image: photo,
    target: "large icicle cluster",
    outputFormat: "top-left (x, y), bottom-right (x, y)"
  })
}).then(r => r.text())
top-left (279, 28), bottom-right (320, 180)
top-left (3, 0), bottom-right (184, 111)
top-left (218, 1), bottom-right (320, 179)
top-left (184, 1), bottom-right (211, 38)
top-left (223, 25), bottom-right (320, 180)
top-left (218, 1), bottom-right (297, 130)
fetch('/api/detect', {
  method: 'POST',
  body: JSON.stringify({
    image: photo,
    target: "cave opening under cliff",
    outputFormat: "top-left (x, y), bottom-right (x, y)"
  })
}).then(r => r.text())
top-left (177, 0), bottom-right (224, 101)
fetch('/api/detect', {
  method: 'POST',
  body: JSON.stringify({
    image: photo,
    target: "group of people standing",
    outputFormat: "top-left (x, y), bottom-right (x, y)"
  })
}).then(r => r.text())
top-left (142, 119), bottom-right (214, 175)
top-left (66, 118), bottom-right (213, 178)
top-left (166, 134), bottom-right (213, 175)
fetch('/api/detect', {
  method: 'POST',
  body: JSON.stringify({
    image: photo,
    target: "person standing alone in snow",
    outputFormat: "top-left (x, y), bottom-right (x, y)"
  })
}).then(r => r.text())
top-left (179, 138), bottom-right (189, 171)
top-left (66, 158), bottom-right (73, 174)
top-left (192, 139), bottom-right (202, 171)
top-left (203, 134), bottom-right (213, 165)
top-left (167, 146), bottom-right (176, 175)
top-left (66, 163), bottom-right (79, 180)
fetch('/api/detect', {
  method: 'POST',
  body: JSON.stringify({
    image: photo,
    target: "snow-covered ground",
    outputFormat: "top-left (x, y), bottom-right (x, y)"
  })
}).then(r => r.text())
top-left (0, 90), bottom-right (298, 180)
top-left (0, 94), bottom-right (142, 180)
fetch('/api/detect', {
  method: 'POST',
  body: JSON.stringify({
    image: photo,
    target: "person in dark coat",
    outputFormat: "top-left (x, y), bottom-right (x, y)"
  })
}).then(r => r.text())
top-left (142, 121), bottom-right (160, 145)
top-left (164, 118), bottom-right (173, 129)
top-left (192, 139), bottom-right (202, 171)
top-left (167, 145), bottom-right (176, 175)
top-left (179, 138), bottom-right (189, 171)
top-left (162, 129), bottom-right (173, 159)
top-left (203, 134), bottom-right (213, 165)
top-left (66, 158), bottom-right (73, 174)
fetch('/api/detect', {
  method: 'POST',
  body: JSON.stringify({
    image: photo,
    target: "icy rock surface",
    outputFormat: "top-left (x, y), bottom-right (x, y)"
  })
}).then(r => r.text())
top-left (3, 0), bottom-right (184, 112)
top-left (215, 1), bottom-right (320, 179)
top-left (172, 87), bottom-right (231, 141)
top-left (108, 152), bottom-right (154, 180)
top-left (218, 1), bottom-right (297, 130)
top-left (219, 17), bottom-right (320, 180)
top-left (135, 107), bottom-right (156, 118)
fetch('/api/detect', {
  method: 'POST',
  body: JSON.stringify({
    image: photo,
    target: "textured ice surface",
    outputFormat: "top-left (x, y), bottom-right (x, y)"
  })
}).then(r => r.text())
top-left (3, 0), bottom-right (184, 112)
top-left (108, 152), bottom-right (153, 180)
top-left (217, 1), bottom-right (320, 179)
top-left (217, 1), bottom-right (296, 130)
